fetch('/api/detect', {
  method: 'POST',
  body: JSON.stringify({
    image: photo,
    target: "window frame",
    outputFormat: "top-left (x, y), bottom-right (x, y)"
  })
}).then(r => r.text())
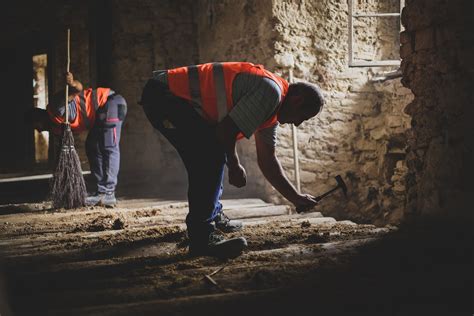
top-left (348, 0), bottom-right (404, 67)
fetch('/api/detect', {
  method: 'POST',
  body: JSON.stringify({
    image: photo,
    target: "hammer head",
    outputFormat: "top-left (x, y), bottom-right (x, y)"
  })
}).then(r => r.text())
top-left (335, 175), bottom-right (348, 197)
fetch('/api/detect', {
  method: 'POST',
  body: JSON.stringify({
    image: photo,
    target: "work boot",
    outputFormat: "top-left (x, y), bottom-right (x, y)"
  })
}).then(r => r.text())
top-left (85, 192), bottom-right (117, 207)
top-left (214, 211), bottom-right (243, 233)
top-left (189, 232), bottom-right (247, 259)
top-left (85, 192), bottom-right (103, 206)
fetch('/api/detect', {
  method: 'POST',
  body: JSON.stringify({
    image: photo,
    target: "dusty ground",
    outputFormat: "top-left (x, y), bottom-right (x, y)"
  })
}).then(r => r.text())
top-left (0, 199), bottom-right (471, 315)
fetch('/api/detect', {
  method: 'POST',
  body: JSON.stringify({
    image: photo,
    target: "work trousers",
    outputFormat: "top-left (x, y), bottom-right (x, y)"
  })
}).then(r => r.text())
top-left (85, 94), bottom-right (127, 193)
top-left (140, 79), bottom-right (225, 244)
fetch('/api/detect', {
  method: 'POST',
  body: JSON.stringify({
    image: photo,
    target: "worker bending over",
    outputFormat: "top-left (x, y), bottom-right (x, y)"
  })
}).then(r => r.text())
top-left (27, 72), bottom-right (127, 207)
top-left (140, 62), bottom-right (324, 258)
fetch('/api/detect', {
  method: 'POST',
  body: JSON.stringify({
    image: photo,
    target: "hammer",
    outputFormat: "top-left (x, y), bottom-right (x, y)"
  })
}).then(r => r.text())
top-left (296, 175), bottom-right (348, 213)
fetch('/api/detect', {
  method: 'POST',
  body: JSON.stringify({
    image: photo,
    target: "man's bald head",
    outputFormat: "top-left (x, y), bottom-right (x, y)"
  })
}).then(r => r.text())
top-left (278, 82), bottom-right (324, 126)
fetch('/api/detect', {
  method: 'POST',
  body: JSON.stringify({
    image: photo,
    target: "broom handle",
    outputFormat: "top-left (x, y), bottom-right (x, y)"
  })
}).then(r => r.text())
top-left (65, 29), bottom-right (71, 125)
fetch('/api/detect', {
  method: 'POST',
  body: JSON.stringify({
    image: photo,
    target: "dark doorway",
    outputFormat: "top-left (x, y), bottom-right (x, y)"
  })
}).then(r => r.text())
top-left (0, 43), bottom-right (35, 173)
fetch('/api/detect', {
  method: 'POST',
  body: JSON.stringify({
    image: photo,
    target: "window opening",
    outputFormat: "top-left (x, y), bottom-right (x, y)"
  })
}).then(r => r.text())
top-left (32, 54), bottom-right (49, 163)
top-left (348, 0), bottom-right (404, 67)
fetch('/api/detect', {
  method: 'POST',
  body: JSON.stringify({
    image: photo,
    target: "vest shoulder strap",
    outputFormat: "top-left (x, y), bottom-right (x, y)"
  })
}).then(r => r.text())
top-left (91, 89), bottom-right (99, 111)
top-left (78, 91), bottom-right (91, 130)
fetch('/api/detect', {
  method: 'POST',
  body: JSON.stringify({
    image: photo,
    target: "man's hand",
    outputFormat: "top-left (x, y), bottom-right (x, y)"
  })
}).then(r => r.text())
top-left (292, 193), bottom-right (319, 213)
top-left (228, 163), bottom-right (247, 188)
top-left (66, 72), bottom-right (74, 86)
top-left (66, 72), bottom-right (83, 93)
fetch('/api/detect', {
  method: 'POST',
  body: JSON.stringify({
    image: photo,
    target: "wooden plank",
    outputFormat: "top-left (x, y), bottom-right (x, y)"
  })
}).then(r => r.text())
top-left (224, 205), bottom-right (290, 219)
top-left (117, 199), bottom-right (184, 209)
top-left (142, 204), bottom-right (290, 220)
top-left (0, 171), bottom-right (90, 183)
top-left (221, 198), bottom-right (269, 207)
top-left (242, 215), bottom-right (335, 227)
top-left (223, 203), bottom-right (273, 210)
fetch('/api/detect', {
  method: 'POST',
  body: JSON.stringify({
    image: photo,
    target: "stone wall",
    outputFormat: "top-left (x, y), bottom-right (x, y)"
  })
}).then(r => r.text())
top-left (400, 0), bottom-right (473, 218)
top-left (196, 0), bottom-right (276, 199)
top-left (193, 0), bottom-right (413, 224)
top-left (269, 0), bottom-right (412, 225)
top-left (108, 0), bottom-right (199, 197)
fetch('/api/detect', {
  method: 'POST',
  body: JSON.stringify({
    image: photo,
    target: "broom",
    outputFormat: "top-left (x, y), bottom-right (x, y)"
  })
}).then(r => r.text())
top-left (50, 29), bottom-right (87, 209)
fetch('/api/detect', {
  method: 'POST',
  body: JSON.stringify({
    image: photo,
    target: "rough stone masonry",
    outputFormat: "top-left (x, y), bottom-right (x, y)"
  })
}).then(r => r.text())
top-left (197, 0), bottom-right (412, 225)
top-left (400, 0), bottom-right (473, 218)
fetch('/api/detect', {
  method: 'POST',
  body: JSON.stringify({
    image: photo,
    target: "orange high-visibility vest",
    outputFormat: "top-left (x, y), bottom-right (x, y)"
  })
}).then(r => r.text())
top-left (167, 62), bottom-right (289, 139)
top-left (47, 88), bottom-right (111, 132)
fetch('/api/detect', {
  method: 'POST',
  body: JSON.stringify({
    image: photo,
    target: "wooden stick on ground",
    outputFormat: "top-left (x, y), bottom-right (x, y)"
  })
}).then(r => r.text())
top-left (203, 264), bottom-right (231, 291)
top-left (208, 264), bottom-right (227, 277)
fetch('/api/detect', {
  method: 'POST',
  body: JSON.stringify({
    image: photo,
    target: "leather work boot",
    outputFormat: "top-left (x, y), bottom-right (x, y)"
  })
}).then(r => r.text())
top-left (189, 232), bottom-right (247, 259)
top-left (214, 211), bottom-right (243, 232)
top-left (85, 192), bottom-right (117, 207)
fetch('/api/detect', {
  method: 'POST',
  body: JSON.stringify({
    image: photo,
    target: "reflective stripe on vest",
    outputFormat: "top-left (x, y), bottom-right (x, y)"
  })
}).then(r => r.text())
top-left (213, 62), bottom-right (228, 121)
top-left (167, 62), bottom-right (289, 130)
top-left (186, 63), bottom-right (229, 120)
top-left (187, 65), bottom-right (205, 117)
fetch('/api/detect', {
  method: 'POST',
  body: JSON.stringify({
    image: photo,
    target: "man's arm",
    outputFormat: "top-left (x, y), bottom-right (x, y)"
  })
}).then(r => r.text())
top-left (215, 115), bottom-right (246, 188)
top-left (220, 74), bottom-right (282, 187)
top-left (47, 72), bottom-right (82, 123)
top-left (255, 130), bottom-right (318, 210)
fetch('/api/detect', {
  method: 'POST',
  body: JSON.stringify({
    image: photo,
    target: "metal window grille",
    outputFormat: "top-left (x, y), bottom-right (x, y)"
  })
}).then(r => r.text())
top-left (348, 0), bottom-right (403, 67)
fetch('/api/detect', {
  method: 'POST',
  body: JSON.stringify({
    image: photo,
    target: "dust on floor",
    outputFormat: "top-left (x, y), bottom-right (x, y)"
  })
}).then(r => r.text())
top-left (3, 198), bottom-right (467, 315)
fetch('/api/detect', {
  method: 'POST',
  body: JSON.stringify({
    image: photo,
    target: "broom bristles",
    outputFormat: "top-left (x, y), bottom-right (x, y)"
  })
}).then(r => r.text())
top-left (50, 125), bottom-right (87, 209)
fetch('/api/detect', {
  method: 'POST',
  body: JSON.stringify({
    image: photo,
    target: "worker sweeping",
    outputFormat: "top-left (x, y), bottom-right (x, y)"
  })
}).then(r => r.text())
top-left (139, 62), bottom-right (324, 259)
top-left (27, 72), bottom-right (127, 207)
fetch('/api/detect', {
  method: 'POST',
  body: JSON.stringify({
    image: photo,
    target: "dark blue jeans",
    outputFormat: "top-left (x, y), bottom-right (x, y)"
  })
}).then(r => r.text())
top-left (140, 79), bottom-right (225, 244)
top-left (86, 94), bottom-right (127, 193)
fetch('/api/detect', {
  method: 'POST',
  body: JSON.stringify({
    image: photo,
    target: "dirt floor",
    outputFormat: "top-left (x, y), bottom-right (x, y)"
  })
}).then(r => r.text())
top-left (0, 198), bottom-right (471, 315)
